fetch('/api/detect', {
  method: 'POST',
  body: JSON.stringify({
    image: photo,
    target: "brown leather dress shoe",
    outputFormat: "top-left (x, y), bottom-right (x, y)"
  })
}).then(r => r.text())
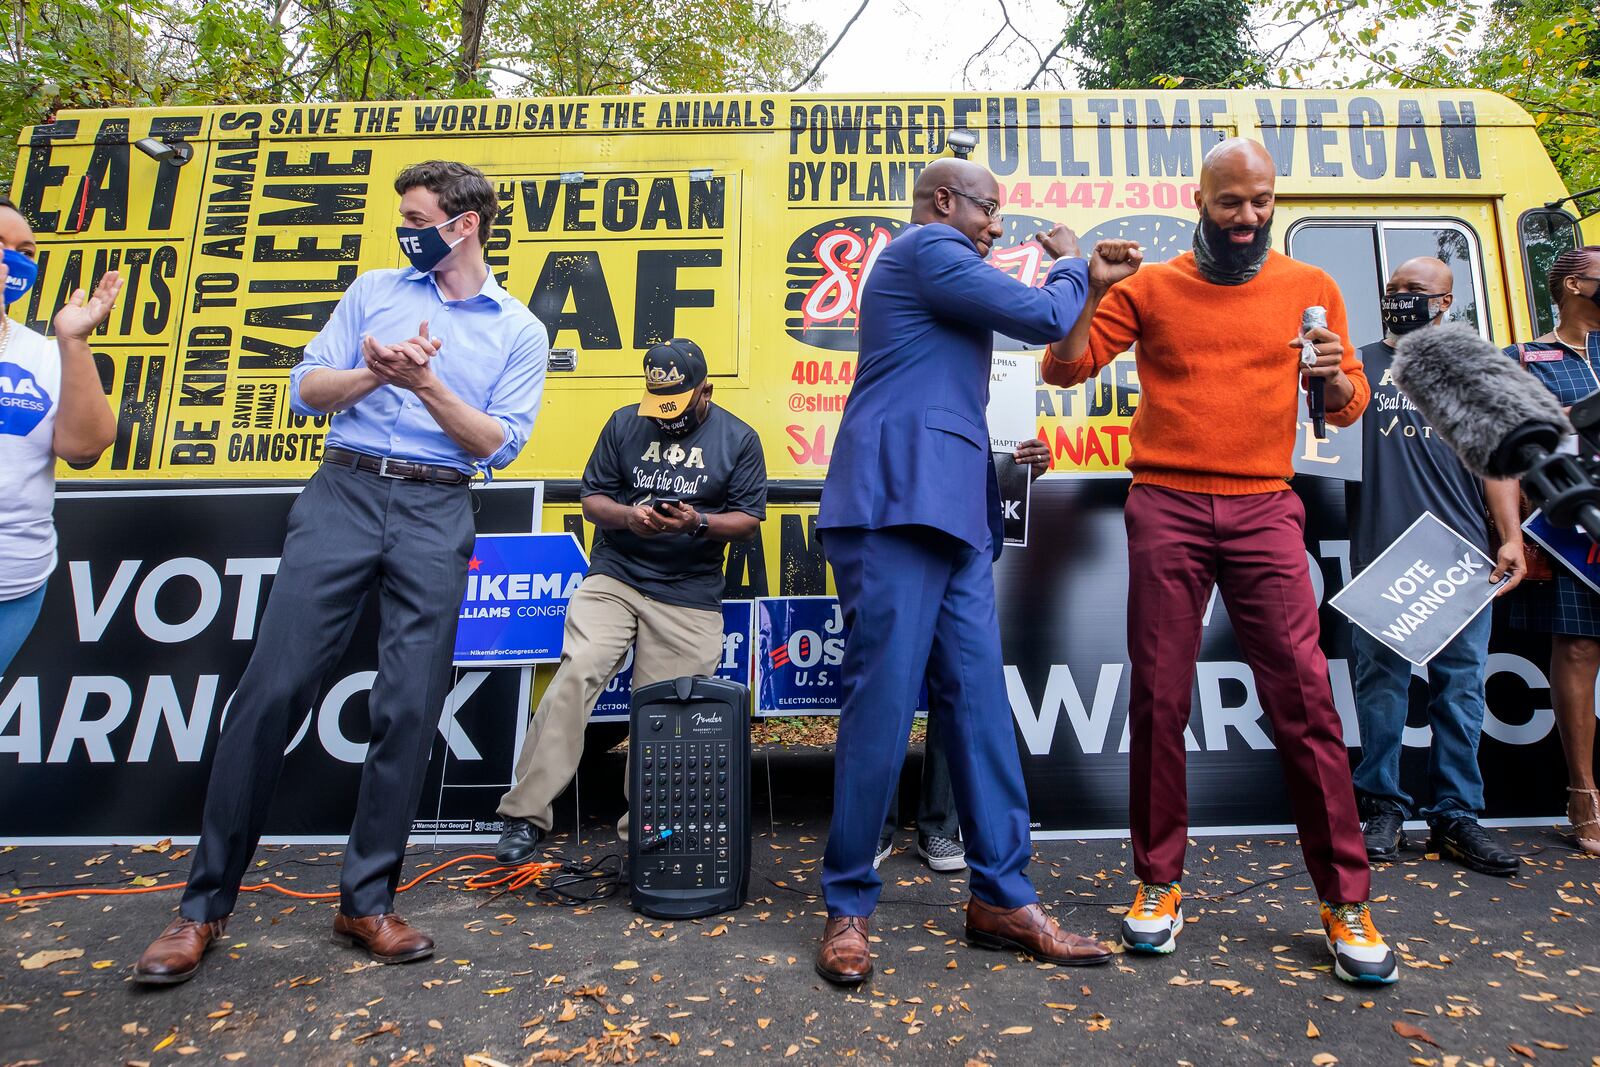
top-left (333, 912), bottom-right (435, 963)
top-left (815, 915), bottom-right (873, 985)
top-left (966, 897), bottom-right (1113, 966)
top-left (133, 915), bottom-right (229, 985)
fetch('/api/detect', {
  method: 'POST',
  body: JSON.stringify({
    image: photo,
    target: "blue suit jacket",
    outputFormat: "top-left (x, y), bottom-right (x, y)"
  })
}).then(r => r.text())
top-left (819, 223), bottom-right (1089, 558)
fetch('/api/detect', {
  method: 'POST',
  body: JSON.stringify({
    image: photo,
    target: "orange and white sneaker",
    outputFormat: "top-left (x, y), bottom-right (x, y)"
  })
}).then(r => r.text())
top-left (1320, 901), bottom-right (1398, 985)
top-left (1120, 881), bottom-right (1182, 954)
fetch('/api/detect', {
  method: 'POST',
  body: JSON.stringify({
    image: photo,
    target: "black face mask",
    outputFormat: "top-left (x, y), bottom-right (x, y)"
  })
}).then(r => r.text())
top-left (1380, 291), bottom-right (1448, 336)
top-left (654, 402), bottom-right (704, 438)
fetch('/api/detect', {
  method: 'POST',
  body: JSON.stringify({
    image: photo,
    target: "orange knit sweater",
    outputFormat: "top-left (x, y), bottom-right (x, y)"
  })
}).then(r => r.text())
top-left (1041, 250), bottom-right (1369, 495)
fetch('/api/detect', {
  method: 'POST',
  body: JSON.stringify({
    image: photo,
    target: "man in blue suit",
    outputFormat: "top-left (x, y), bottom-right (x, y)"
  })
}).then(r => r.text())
top-left (814, 157), bottom-right (1138, 984)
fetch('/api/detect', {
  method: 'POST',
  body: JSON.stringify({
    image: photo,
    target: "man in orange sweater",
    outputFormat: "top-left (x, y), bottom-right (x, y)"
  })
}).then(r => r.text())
top-left (1042, 138), bottom-right (1397, 986)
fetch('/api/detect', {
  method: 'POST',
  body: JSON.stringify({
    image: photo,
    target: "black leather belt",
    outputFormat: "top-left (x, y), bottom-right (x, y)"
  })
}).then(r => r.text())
top-left (323, 446), bottom-right (470, 485)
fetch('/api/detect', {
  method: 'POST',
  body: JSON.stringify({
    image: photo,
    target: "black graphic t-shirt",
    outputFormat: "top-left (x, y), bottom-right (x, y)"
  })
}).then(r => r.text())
top-left (581, 403), bottom-right (767, 610)
top-left (1346, 339), bottom-right (1489, 572)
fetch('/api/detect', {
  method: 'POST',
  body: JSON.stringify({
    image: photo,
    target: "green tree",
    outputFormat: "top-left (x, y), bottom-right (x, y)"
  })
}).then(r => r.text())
top-left (0, 0), bottom-right (822, 177)
top-left (484, 0), bottom-right (825, 96)
top-left (1067, 0), bottom-right (1266, 88)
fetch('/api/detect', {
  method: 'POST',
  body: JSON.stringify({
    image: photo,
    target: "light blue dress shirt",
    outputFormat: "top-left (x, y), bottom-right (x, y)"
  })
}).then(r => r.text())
top-left (289, 267), bottom-right (547, 474)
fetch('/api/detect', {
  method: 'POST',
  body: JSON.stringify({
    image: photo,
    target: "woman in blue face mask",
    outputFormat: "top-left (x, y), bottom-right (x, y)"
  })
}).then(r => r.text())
top-left (0, 196), bottom-right (120, 673)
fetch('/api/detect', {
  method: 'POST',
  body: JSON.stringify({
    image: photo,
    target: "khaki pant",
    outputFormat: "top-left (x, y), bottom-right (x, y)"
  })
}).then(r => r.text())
top-left (497, 573), bottom-right (724, 833)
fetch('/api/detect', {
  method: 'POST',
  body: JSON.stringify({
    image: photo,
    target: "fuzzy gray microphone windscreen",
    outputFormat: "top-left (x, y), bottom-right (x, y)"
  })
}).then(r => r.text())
top-left (1390, 323), bottom-right (1569, 478)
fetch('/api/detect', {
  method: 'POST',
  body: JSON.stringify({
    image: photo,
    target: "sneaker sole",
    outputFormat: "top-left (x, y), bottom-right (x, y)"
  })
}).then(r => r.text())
top-left (1332, 957), bottom-right (1398, 985)
top-left (1325, 935), bottom-right (1398, 985)
top-left (1120, 930), bottom-right (1178, 954)
top-left (872, 847), bottom-right (892, 870)
top-left (917, 847), bottom-right (968, 873)
top-left (332, 934), bottom-right (434, 965)
top-left (1120, 906), bottom-right (1181, 954)
top-left (967, 928), bottom-right (1113, 966)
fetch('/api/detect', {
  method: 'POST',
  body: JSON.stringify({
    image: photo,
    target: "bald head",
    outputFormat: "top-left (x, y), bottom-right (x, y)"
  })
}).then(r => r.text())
top-left (1200, 138), bottom-right (1276, 193)
top-left (914, 157), bottom-right (1003, 254)
top-left (914, 159), bottom-right (998, 212)
top-left (1388, 256), bottom-right (1454, 295)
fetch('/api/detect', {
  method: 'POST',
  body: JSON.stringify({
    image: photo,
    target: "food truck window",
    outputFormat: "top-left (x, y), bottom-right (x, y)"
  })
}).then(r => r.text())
top-left (1288, 220), bottom-right (1489, 346)
top-left (1520, 209), bottom-right (1579, 337)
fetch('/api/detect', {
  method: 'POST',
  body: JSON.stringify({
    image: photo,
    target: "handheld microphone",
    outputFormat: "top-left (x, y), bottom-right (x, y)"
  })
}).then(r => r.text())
top-left (1301, 306), bottom-right (1328, 440)
top-left (1390, 324), bottom-right (1600, 542)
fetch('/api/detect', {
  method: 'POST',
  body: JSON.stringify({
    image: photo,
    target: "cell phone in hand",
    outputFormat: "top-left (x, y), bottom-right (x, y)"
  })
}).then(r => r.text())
top-left (652, 497), bottom-right (681, 515)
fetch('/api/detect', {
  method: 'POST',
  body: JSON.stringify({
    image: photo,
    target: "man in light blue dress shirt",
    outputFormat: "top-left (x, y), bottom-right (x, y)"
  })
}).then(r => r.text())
top-left (136, 161), bottom-right (547, 985)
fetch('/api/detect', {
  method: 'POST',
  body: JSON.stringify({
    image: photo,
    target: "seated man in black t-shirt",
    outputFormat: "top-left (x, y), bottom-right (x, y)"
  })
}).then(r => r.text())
top-left (1346, 257), bottom-right (1524, 876)
top-left (495, 339), bottom-right (767, 861)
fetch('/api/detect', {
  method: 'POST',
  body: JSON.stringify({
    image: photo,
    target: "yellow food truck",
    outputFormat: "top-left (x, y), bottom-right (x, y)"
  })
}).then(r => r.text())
top-left (3, 90), bottom-right (1590, 839)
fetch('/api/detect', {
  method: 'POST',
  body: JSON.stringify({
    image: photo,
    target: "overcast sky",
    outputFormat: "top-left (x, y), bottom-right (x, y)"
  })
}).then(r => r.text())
top-left (806, 0), bottom-right (1070, 93)
top-left (798, 0), bottom-right (1459, 94)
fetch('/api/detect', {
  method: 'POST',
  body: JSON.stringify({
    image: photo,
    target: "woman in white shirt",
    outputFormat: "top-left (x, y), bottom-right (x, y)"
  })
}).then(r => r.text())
top-left (0, 196), bottom-right (119, 672)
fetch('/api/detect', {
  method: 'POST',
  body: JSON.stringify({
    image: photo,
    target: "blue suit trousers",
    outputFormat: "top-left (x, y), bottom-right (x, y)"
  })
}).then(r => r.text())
top-left (820, 524), bottom-right (1036, 915)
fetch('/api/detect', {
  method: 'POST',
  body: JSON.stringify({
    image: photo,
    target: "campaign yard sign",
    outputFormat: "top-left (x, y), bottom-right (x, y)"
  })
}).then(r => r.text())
top-left (1329, 512), bottom-right (1498, 666)
top-left (453, 533), bottom-right (590, 666)
top-left (590, 601), bottom-right (755, 719)
top-left (1522, 509), bottom-right (1600, 595)
top-left (755, 597), bottom-right (929, 716)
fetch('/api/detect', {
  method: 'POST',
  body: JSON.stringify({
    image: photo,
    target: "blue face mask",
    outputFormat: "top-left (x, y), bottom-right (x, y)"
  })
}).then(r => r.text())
top-left (3, 248), bottom-right (37, 306)
top-left (396, 213), bottom-right (467, 273)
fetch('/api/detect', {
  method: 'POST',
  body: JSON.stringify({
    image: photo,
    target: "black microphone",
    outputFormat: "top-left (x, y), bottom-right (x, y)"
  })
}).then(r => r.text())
top-left (1390, 323), bottom-right (1600, 543)
top-left (1301, 306), bottom-right (1328, 440)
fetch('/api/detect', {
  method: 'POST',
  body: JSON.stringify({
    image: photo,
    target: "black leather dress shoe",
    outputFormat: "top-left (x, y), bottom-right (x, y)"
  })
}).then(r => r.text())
top-left (1429, 815), bottom-right (1519, 876)
top-left (495, 817), bottom-right (544, 864)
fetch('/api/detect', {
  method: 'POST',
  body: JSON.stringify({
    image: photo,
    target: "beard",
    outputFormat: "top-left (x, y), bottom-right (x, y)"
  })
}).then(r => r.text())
top-left (1198, 212), bottom-right (1273, 276)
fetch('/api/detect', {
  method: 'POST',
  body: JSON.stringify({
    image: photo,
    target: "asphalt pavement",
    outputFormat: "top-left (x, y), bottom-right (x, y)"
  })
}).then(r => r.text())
top-left (1, 746), bottom-right (1595, 1066)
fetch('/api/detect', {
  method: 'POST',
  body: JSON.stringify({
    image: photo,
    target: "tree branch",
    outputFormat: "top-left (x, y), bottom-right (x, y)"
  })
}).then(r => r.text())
top-left (1021, 34), bottom-right (1069, 90)
top-left (790, 0), bottom-right (868, 91)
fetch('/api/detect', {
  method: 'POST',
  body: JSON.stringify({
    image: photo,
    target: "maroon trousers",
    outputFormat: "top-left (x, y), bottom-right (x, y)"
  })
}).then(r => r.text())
top-left (1124, 485), bottom-right (1370, 903)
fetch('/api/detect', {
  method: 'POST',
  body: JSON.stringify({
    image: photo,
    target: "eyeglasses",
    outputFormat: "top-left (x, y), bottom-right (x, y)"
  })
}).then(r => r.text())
top-left (947, 188), bottom-right (1002, 219)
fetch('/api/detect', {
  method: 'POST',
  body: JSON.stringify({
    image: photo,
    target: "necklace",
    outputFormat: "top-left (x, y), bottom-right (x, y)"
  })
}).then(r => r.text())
top-left (1554, 326), bottom-right (1593, 355)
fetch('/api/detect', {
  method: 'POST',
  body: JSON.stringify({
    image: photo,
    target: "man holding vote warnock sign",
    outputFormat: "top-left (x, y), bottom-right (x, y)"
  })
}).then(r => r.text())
top-left (1345, 257), bottom-right (1525, 877)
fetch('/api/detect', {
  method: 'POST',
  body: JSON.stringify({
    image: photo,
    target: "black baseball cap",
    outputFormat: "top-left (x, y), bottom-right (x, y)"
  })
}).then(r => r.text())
top-left (640, 338), bottom-right (707, 418)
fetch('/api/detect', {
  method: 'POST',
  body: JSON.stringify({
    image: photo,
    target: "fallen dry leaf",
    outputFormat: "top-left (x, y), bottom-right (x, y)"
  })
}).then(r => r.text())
top-left (1392, 1021), bottom-right (1440, 1048)
top-left (153, 1033), bottom-right (177, 1052)
top-left (1312, 1055), bottom-right (1339, 1066)
top-left (19, 949), bottom-right (83, 970)
top-left (613, 960), bottom-right (640, 971)
top-left (1307, 1021), bottom-right (1321, 1039)
top-left (1509, 1045), bottom-right (1536, 1060)
top-left (1000, 1026), bottom-right (1032, 1035)
top-left (352, 1021), bottom-right (398, 1045)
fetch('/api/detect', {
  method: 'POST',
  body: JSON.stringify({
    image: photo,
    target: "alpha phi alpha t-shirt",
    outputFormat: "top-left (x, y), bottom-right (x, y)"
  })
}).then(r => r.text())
top-left (0, 322), bottom-right (62, 600)
top-left (581, 403), bottom-right (767, 610)
top-left (1346, 339), bottom-right (1490, 573)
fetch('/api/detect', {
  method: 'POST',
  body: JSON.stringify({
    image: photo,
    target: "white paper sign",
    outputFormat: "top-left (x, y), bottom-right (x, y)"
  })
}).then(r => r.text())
top-left (986, 353), bottom-right (1036, 452)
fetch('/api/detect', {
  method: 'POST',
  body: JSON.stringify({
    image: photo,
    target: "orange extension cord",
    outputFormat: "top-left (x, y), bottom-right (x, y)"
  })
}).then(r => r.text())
top-left (4, 854), bottom-right (565, 907)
